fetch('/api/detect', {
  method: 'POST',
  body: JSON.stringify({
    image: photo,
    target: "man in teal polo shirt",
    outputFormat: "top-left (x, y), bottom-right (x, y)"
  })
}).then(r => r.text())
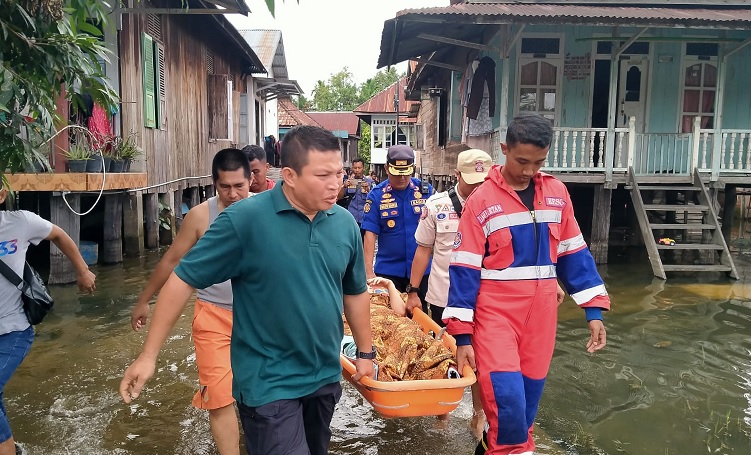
top-left (120, 125), bottom-right (375, 455)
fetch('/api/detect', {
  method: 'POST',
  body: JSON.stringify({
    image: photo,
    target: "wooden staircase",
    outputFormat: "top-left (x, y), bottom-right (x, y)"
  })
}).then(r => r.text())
top-left (627, 167), bottom-right (738, 280)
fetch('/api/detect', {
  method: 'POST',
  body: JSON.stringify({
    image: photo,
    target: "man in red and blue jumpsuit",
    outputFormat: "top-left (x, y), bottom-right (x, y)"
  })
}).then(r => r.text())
top-left (444, 114), bottom-right (610, 455)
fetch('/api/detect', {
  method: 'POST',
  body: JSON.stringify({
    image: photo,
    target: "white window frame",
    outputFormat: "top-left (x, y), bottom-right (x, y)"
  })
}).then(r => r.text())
top-left (515, 34), bottom-right (564, 125)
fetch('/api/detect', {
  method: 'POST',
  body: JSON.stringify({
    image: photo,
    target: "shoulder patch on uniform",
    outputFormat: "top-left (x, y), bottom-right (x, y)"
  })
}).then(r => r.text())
top-left (364, 202), bottom-right (371, 213)
top-left (453, 232), bottom-right (462, 249)
top-left (420, 206), bottom-right (428, 220)
top-left (476, 204), bottom-right (504, 224)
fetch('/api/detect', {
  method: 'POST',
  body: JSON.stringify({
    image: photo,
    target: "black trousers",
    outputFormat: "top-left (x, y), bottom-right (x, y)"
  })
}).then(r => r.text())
top-left (376, 273), bottom-right (430, 314)
top-left (238, 382), bottom-right (342, 455)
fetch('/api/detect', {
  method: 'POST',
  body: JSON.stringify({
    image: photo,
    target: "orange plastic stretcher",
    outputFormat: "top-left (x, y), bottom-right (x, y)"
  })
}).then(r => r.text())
top-left (341, 308), bottom-right (476, 418)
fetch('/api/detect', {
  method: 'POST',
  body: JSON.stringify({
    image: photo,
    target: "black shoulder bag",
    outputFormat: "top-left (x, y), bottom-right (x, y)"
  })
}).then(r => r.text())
top-left (0, 260), bottom-right (54, 325)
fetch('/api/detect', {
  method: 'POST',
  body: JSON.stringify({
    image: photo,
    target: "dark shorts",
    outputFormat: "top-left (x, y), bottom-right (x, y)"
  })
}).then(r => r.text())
top-left (238, 382), bottom-right (342, 455)
top-left (429, 304), bottom-right (446, 328)
top-left (376, 274), bottom-right (430, 314)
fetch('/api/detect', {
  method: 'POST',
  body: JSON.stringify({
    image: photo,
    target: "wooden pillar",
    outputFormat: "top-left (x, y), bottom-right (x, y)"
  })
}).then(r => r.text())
top-left (123, 190), bottom-right (144, 257)
top-left (144, 192), bottom-right (159, 249)
top-left (102, 193), bottom-right (123, 264)
top-left (159, 192), bottom-right (175, 246)
top-left (721, 185), bottom-right (737, 243)
top-left (590, 185), bottom-right (612, 264)
top-left (173, 190), bottom-right (184, 231)
top-left (49, 193), bottom-right (80, 284)
top-left (189, 186), bottom-right (200, 208)
top-left (53, 86), bottom-right (69, 173)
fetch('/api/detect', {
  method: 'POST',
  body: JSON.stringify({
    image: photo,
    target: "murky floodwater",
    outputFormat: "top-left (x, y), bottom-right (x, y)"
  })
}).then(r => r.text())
top-left (6, 247), bottom-right (751, 454)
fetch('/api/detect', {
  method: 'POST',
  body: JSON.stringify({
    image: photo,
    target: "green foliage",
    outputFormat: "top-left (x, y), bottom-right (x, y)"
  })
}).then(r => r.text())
top-left (309, 67), bottom-right (403, 112)
top-left (360, 67), bottom-right (400, 101)
top-left (310, 67), bottom-right (359, 111)
top-left (158, 202), bottom-right (172, 231)
top-left (0, 0), bottom-right (118, 175)
top-left (111, 131), bottom-right (143, 160)
top-left (358, 122), bottom-right (371, 166)
top-left (294, 94), bottom-right (310, 110)
top-left (63, 142), bottom-right (92, 161)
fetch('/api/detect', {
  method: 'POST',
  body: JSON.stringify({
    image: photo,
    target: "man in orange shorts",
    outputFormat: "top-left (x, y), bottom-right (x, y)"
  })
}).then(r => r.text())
top-left (130, 148), bottom-right (252, 455)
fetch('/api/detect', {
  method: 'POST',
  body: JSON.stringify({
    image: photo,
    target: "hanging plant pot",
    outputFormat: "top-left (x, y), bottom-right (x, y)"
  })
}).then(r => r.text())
top-left (68, 159), bottom-right (88, 172)
top-left (86, 154), bottom-right (104, 173)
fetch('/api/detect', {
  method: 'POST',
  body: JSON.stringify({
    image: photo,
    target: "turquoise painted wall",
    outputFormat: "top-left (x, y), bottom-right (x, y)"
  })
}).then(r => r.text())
top-left (559, 25), bottom-right (593, 127)
top-left (454, 24), bottom-right (751, 150)
top-left (721, 34), bottom-right (751, 129)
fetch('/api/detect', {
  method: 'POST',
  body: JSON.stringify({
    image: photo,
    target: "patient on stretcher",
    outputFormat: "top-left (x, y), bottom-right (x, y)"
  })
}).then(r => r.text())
top-left (343, 277), bottom-right (458, 382)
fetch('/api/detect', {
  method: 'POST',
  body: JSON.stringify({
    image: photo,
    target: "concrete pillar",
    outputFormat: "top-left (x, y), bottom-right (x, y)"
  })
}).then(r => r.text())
top-left (123, 191), bottom-right (145, 257)
top-left (102, 193), bottom-right (123, 264)
top-left (590, 185), bottom-right (612, 264)
top-left (49, 193), bottom-right (79, 284)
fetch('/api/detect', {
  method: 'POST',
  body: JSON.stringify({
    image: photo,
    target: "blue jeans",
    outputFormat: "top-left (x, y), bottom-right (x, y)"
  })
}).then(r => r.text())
top-left (0, 327), bottom-right (34, 443)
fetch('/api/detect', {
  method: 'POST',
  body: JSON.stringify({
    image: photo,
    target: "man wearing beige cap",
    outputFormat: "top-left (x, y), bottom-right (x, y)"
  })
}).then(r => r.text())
top-left (407, 148), bottom-right (492, 436)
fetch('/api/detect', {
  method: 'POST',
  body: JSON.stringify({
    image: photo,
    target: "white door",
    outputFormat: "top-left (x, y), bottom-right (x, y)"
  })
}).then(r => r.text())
top-left (617, 57), bottom-right (649, 131)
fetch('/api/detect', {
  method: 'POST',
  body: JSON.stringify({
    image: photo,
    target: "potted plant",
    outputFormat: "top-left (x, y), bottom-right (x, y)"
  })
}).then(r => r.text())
top-left (116, 132), bottom-right (143, 172)
top-left (64, 142), bottom-right (92, 172)
top-left (86, 135), bottom-right (105, 173)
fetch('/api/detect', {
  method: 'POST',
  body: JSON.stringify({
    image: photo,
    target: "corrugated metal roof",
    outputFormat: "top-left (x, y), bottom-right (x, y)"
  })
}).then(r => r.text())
top-left (306, 112), bottom-right (361, 137)
top-left (238, 29), bottom-right (288, 78)
top-left (396, 4), bottom-right (751, 22)
top-left (379, 3), bottom-right (751, 67)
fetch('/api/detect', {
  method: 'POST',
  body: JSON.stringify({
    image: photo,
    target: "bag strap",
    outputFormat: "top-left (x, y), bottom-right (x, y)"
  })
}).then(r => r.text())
top-left (447, 186), bottom-right (464, 218)
top-left (0, 259), bottom-right (24, 289)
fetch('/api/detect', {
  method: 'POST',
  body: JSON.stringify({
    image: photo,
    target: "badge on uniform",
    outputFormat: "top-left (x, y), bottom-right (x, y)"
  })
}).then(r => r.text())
top-left (413, 206), bottom-right (421, 214)
top-left (387, 220), bottom-right (396, 228)
top-left (382, 211), bottom-right (389, 217)
top-left (414, 192), bottom-right (421, 199)
top-left (382, 193), bottom-right (391, 198)
top-left (453, 232), bottom-right (462, 249)
top-left (437, 213), bottom-right (446, 220)
top-left (364, 203), bottom-right (371, 213)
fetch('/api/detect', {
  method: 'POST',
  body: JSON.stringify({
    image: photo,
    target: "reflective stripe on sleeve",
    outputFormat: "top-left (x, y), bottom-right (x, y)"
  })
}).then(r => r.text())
top-left (571, 284), bottom-right (608, 305)
top-left (442, 307), bottom-right (474, 322)
top-left (558, 233), bottom-right (587, 255)
top-left (451, 251), bottom-right (483, 268)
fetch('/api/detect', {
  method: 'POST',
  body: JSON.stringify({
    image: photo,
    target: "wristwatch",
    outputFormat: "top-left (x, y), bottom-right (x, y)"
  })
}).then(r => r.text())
top-left (356, 346), bottom-right (377, 360)
top-left (405, 283), bottom-right (419, 294)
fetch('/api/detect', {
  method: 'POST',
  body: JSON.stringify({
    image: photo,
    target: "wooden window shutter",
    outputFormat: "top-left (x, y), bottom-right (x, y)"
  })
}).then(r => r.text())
top-left (156, 42), bottom-right (166, 129)
top-left (208, 74), bottom-right (229, 139)
top-left (142, 33), bottom-right (157, 128)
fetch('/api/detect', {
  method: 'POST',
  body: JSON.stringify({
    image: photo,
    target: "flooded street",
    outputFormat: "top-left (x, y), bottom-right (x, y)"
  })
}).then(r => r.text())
top-left (6, 249), bottom-right (751, 454)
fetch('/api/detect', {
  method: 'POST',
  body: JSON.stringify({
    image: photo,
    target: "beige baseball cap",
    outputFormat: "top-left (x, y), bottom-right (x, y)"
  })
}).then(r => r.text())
top-left (457, 149), bottom-right (493, 184)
